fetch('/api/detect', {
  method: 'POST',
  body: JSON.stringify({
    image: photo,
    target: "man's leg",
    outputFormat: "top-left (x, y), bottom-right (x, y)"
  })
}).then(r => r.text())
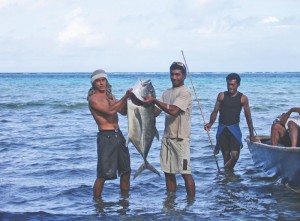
top-left (120, 171), bottom-right (131, 194)
top-left (224, 150), bottom-right (240, 170)
top-left (271, 123), bottom-right (286, 145)
top-left (287, 121), bottom-right (299, 147)
top-left (93, 178), bottom-right (105, 201)
top-left (220, 141), bottom-right (231, 167)
top-left (165, 172), bottom-right (176, 193)
top-left (181, 174), bottom-right (195, 197)
top-left (219, 129), bottom-right (231, 166)
top-left (221, 148), bottom-right (231, 166)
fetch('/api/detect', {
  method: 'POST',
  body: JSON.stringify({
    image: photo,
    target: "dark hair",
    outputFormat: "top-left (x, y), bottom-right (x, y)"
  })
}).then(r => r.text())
top-left (226, 73), bottom-right (241, 84)
top-left (170, 62), bottom-right (187, 75)
top-left (87, 79), bottom-right (114, 100)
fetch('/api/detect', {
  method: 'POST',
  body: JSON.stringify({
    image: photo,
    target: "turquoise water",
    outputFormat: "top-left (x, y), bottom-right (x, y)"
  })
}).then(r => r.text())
top-left (0, 72), bottom-right (300, 220)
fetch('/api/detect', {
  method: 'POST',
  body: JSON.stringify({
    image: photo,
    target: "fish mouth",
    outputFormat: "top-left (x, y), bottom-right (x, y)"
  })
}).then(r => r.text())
top-left (141, 79), bottom-right (151, 86)
top-left (130, 94), bottom-right (144, 106)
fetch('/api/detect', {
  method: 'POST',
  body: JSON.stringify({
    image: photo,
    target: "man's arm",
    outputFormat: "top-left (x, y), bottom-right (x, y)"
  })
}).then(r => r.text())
top-left (279, 107), bottom-right (300, 126)
top-left (154, 106), bottom-right (162, 117)
top-left (292, 107), bottom-right (300, 114)
top-left (242, 94), bottom-right (255, 141)
top-left (143, 96), bottom-right (181, 116)
top-left (89, 89), bottom-right (132, 116)
top-left (118, 98), bottom-right (128, 116)
top-left (204, 92), bottom-right (223, 131)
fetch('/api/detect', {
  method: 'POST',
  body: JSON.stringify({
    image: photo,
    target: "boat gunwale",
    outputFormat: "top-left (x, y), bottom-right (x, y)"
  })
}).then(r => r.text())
top-left (245, 136), bottom-right (300, 152)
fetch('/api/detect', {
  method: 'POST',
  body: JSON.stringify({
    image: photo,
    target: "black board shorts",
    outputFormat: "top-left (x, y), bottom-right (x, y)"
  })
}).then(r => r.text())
top-left (96, 130), bottom-right (131, 180)
top-left (281, 129), bottom-right (300, 147)
top-left (219, 128), bottom-right (241, 152)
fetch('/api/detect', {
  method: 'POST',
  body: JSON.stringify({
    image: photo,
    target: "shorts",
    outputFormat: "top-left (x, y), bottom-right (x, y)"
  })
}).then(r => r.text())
top-left (96, 130), bottom-right (131, 180)
top-left (160, 138), bottom-right (191, 174)
top-left (281, 129), bottom-right (300, 147)
top-left (219, 128), bottom-right (241, 152)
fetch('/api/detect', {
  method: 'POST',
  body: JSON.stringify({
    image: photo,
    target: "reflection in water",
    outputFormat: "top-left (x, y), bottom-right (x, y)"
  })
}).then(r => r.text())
top-left (162, 191), bottom-right (195, 215)
top-left (162, 192), bottom-right (177, 212)
top-left (94, 193), bottom-right (130, 216)
top-left (222, 170), bottom-right (243, 183)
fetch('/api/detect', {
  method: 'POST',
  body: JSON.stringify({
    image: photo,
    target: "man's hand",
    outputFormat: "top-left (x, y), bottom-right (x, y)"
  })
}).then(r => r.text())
top-left (204, 123), bottom-right (212, 131)
top-left (125, 88), bottom-right (133, 98)
top-left (250, 135), bottom-right (260, 143)
top-left (142, 96), bottom-right (155, 104)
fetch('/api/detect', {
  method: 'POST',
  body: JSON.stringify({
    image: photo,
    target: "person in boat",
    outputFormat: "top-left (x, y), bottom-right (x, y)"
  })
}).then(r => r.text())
top-left (204, 73), bottom-right (255, 171)
top-left (87, 69), bottom-right (133, 201)
top-left (271, 107), bottom-right (300, 147)
top-left (143, 62), bottom-right (195, 197)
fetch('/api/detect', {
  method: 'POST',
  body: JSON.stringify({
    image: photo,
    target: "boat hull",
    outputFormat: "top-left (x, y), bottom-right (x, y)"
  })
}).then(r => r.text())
top-left (245, 136), bottom-right (300, 187)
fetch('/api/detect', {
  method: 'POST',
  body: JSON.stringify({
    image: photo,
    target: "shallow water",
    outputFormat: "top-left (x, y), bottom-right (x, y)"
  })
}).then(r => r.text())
top-left (0, 72), bottom-right (300, 220)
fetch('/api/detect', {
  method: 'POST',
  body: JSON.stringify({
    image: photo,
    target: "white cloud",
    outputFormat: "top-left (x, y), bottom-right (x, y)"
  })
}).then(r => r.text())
top-left (137, 38), bottom-right (160, 49)
top-left (0, 0), bottom-right (19, 9)
top-left (57, 7), bottom-right (107, 47)
top-left (124, 37), bottom-right (160, 49)
top-left (0, 0), bottom-right (46, 10)
top-left (262, 16), bottom-right (279, 24)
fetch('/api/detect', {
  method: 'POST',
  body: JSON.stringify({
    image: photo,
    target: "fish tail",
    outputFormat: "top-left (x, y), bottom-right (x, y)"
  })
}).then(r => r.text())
top-left (133, 161), bottom-right (160, 180)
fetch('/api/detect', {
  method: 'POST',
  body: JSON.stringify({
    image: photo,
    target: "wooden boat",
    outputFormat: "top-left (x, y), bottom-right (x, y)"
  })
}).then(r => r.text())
top-left (245, 136), bottom-right (300, 188)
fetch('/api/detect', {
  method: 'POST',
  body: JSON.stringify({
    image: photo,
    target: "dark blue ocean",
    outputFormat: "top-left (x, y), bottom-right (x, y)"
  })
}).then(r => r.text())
top-left (0, 72), bottom-right (300, 221)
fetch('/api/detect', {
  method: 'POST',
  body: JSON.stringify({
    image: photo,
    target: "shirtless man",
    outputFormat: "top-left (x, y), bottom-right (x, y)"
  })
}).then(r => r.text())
top-left (88, 69), bottom-right (133, 201)
top-left (271, 107), bottom-right (300, 147)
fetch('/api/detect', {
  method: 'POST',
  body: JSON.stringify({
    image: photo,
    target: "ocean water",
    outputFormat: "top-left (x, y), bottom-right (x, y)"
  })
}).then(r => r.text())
top-left (0, 72), bottom-right (300, 221)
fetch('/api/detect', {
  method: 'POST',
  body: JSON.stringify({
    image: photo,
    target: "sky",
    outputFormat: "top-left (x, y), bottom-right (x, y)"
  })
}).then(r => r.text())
top-left (0, 0), bottom-right (300, 72)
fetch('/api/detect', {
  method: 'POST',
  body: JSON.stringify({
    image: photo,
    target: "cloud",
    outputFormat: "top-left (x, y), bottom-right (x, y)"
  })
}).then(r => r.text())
top-left (57, 7), bottom-right (107, 47)
top-left (0, 0), bottom-right (19, 9)
top-left (124, 37), bottom-right (160, 50)
top-left (137, 38), bottom-right (160, 49)
top-left (0, 0), bottom-right (47, 10)
top-left (261, 16), bottom-right (279, 24)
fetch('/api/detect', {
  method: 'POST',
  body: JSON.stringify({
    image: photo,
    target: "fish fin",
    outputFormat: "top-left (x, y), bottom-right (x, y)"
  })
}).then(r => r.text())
top-left (133, 161), bottom-right (160, 180)
top-left (134, 108), bottom-right (143, 132)
top-left (155, 128), bottom-right (159, 141)
top-left (133, 162), bottom-right (146, 180)
top-left (146, 161), bottom-right (160, 177)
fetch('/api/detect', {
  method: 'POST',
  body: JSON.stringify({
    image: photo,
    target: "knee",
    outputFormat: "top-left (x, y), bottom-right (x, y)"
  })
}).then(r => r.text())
top-left (231, 153), bottom-right (239, 162)
top-left (221, 151), bottom-right (231, 162)
top-left (287, 121), bottom-right (298, 130)
top-left (272, 123), bottom-right (283, 132)
top-left (165, 172), bottom-right (176, 180)
top-left (121, 170), bottom-right (131, 180)
top-left (182, 174), bottom-right (194, 182)
top-left (95, 178), bottom-right (105, 184)
top-left (181, 174), bottom-right (190, 180)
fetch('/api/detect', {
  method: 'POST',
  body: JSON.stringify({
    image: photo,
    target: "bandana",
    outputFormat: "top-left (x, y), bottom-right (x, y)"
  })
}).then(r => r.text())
top-left (90, 69), bottom-right (108, 84)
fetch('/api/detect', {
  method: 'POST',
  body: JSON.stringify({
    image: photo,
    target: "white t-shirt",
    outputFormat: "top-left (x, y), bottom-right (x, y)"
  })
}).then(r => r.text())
top-left (160, 85), bottom-right (192, 139)
top-left (285, 117), bottom-right (300, 129)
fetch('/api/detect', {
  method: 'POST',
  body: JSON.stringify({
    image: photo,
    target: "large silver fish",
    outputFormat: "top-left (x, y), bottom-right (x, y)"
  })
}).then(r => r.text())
top-left (126, 79), bottom-right (160, 179)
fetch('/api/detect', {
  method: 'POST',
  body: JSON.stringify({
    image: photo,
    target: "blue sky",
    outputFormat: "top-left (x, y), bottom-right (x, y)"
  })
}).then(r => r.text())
top-left (1, 0), bottom-right (299, 72)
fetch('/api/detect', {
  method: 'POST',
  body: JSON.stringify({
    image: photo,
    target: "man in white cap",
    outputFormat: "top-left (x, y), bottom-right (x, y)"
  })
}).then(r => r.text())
top-left (88, 69), bottom-right (133, 201)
